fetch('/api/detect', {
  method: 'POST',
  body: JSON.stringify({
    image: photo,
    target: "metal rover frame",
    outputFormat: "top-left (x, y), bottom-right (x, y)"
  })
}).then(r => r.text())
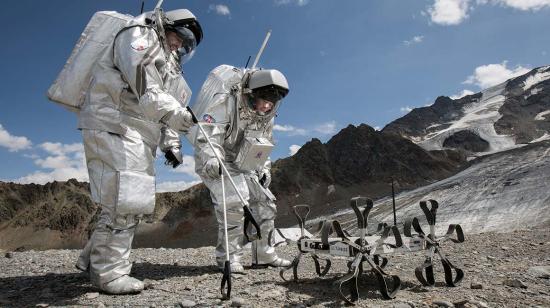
top-left (279, 197), bottom-right (465, 305)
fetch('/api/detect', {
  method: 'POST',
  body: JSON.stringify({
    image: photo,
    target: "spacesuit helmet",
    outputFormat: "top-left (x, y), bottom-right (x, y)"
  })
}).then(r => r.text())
top-left (243, 69), bottom-right (289, 121)
top-left (164, 9), bottom-right (203, 64)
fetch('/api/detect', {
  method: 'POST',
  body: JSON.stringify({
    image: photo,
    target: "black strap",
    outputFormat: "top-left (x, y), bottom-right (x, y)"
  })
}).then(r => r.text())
top-left (364, 257), bottom-right (401, 299)
top-left (443, 224), bottom-right (465, 243)
top-left (243, 206), bottom-right (262, 242)
top-left (419, 199), bottom-right (438, 226)
top-left (373, 255), bottom-right (388, 269)
top-left (220, 260), bottom-right (232, 299)
top-left (336, 256), bottom-right (361, 305)
top-left (279, 253), bottom-right (301, 282)
top-left (311, 254), bottom-right (331, 277)
top-left (415, 257), bottom-right (435, 286)
top-left (350, 196), bottom-right (373, 229)
top-left (441, 257), bottom-right (464, 287)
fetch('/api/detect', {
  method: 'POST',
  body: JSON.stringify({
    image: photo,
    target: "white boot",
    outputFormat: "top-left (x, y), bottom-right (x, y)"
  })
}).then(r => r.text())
top-left (100, 275), bottom-right (144, 294)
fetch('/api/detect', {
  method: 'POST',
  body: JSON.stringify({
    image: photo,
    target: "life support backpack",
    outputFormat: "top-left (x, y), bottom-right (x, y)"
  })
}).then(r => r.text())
top-left (47, 11), bottom-right (133, 112)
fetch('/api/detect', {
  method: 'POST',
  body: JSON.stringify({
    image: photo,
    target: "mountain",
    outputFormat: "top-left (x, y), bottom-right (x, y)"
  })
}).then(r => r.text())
top-left (0, 124), bottom-right (466, 250)
top-left (2, 65), bottom-right (549, 251)
top-left (383, 66), bottom-right (550, 155)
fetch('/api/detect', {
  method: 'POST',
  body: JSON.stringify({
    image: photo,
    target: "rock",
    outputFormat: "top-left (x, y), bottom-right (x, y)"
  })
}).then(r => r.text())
top-left (503, 278), bottom-right (528, 288)
top-left (432, 300), bottom-right (454, 307)
top-left (486, 256), bottom-right (496, 261)
top-left (179, 299), bottom-right (196, 307)
top-left (35, 304), bottom-right (49, 307)
top-left (527, 266), bottom-right (550, 278)
top-left (470, 282), bottom-right (483, 289)
top-left (96, 303), bottom-right (106, 308)
top-left (501, 246), bottom-right (510, 251)
top-left (394, 303), bottom-right (413, 308)
top-left (469, 300), bottom-right (489, 308)
top-left (4, 252), bottom-right (13, 258)
top-left (143, 279), bottom-right (154, 290)
top-left (230, 297), bottom-right (247, 307)
top-left (85, 292), bottom-right (99, 300)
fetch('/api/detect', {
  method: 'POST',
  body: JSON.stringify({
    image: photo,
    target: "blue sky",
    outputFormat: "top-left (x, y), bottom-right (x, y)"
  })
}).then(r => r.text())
top-left (0, 0), bottom-right (549, 191)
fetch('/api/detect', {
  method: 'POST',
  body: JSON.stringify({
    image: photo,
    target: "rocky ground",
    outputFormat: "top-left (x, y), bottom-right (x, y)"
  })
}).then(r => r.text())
top-left (1, 228), bottom-right (549, 308)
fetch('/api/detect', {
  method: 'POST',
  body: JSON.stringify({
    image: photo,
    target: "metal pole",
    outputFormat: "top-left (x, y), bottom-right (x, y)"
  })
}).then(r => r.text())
top-left (251, 30), bottom-right (272, 69)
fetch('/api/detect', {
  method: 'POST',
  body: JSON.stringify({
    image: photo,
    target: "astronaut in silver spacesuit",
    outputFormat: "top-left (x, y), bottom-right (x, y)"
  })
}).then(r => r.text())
top-left (190, 65), bottom-right (291, 273)
top-left (75, 9), bottom-right (203, 294)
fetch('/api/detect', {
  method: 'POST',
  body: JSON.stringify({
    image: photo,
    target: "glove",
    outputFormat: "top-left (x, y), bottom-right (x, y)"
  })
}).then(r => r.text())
top-left (164, 147), bottom-right (183, 168)
top-left (165, 108), bottom-right (194, 133)
top-left (204, 158), bottom-right (221, 179)
top-left (258, 169), bottom-right (271, 188)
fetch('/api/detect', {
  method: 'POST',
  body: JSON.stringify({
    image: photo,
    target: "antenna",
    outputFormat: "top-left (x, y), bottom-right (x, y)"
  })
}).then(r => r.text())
top-left (244, 56), bottom-right (252, 69)
top-left (154, 0), bottom-right (164, 10)
top-left (140, 1), bottom-right (145, 14)
top-left (251, 30), bottom-right (272, 69)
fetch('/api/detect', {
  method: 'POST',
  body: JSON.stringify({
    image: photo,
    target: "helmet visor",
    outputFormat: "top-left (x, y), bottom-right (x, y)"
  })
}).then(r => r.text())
top-left (169, 26), bottom-right (197, 64)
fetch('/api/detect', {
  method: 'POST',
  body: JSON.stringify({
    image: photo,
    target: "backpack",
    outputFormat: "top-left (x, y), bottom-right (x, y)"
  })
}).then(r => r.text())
top-left (47, 11), bottom-right (133, 112)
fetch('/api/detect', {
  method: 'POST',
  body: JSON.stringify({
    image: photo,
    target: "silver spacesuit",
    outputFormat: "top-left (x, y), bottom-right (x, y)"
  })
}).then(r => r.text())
top-left (190, 65), bottom-right (291, 272)
top-left (75, 9), bottom-right (203, 294)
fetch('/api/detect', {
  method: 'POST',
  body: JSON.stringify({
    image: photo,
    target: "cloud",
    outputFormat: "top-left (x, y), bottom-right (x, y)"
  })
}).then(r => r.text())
top-left (426, 0), bottom-right (471, 25)
top-left (275, 121), bottom-right (338, 136)
top-left (273, 124), bottom-right (308, 136)
top-left (400, 106), bottom-right (413, 113)
top-left (208, 4), bottom-right (231, 16)
top-left (274, 0), bottom-right (309, 6)
top-left (171, 154), bottom-right (200, 179)
top-left (156, 180), bottom-right (201, 193)
top-left (374, 126), bottom-right (381, 131)
top-left (289, 145), bottom-right (301, 156)
top-left (450, 89), bottom-right (475, 99)
top-left (403, 35), bottom-right (424, 46)
top-left (477, 0), bottom-right (550, 10)
top-left (463, 61), bottom-right (531, 89)
top-left (313, 121), bottom-right (338, 135)
top-left (15, 141), bottom-right (88, 184)
top-left (0, 124), bottom-right (32, 152)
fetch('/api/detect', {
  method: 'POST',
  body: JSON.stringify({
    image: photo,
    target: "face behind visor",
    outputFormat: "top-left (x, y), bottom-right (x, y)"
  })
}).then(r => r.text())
top-left (243, 69), bottom-right (290, 121)
top-left (165, 25), bottom-right (197, 64)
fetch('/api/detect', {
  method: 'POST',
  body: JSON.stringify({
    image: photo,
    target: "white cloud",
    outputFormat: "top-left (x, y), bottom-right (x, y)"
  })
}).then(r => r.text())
top-left (289, 144), bottom-right (301, 156)
top-left (374, 126), bottom-right (381, 131)
top-left (274, 122), bottom-right (339, 137)
top-left (450, 89), bottom-right (475, 99)
top-left (273, 124), bottom-right (308, 136)
top-left (400, 106), bottom-right (413, 113)
top-left (275, 0), bottom-right (309, 6)
top-left (403, 35), bottom-right (424, 46)
top-left (426, 0), bottom-right (472, 25)
top-left (15, 141), bottom-right (88, 184)
top-left (156, 180), bottom-right (201, 193)
top-left (477, 0), bottom-right (550, 10)
top-left (313, 121), bottom-right (338, 135)
top-left (0, 124), bottom-right (32, 152)
top-left (463, 61), bottom-right (531, 89)
top-left (171, 155), bottom-right (199, 179)
top-left (208, 4), bottom-right (231, 16)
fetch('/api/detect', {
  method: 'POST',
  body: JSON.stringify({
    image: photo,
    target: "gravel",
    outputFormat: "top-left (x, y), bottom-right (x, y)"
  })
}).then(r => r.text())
top-left (0, 228), bottom-right (549, 307)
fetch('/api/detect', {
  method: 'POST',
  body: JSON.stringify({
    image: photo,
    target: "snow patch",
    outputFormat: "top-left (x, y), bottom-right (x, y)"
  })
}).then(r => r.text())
top-left (530, 133), bottom-right (550, 143)
top-left (535, 110), bottom-right (550, 121)
top-left (523, 68), bottom-right (550, 91)
top-left (327, 185), bottom-right (336, 195)
top-left (417, 83), bottom-right (516, 154)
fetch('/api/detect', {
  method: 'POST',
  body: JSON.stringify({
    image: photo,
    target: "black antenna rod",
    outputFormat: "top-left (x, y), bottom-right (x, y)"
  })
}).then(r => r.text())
top-left (391, 177), bottom-right (397, 226)
top-left (244, 56), bottom-right (252, 69)
top-left (140, 1), bottom-right (145, 14)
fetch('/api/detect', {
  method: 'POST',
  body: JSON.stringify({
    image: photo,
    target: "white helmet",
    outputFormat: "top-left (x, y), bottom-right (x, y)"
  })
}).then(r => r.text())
top-left (242, 69), bottom-right (289, 121)
top-left (163, 9), bottom-right (203, 64)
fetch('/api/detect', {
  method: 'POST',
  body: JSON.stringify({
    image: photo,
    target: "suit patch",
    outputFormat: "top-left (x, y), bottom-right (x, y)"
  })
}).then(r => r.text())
top-left (203, 114), bottom-right (216, 123)
top-left (131, 37), bottom-right (150, 51)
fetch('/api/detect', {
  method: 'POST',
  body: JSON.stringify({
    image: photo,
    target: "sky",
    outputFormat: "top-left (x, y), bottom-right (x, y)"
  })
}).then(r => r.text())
top-left (0, 0), bottom-right (549, 192)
